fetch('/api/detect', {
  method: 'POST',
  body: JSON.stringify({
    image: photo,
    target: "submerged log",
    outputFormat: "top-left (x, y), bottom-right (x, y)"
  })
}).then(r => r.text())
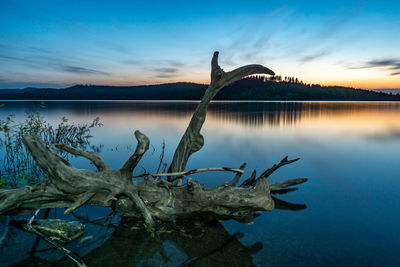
top-left (11, 219), bottom-right (84, 242)
top-left (0, 52), bottom-right (307, 232)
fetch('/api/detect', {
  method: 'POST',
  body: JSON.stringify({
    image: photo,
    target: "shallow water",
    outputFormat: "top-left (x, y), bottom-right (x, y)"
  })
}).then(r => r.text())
top-left (1, 101), bottom-right (400, 266)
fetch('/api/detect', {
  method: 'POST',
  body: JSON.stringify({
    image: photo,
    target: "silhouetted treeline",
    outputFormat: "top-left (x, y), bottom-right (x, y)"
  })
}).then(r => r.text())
top-left (1, 78), bottom-right (399, 101)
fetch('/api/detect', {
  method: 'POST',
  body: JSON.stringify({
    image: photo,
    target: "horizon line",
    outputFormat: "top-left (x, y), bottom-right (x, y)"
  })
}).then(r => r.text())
top-left (1, 80), bottom-right (400, 91)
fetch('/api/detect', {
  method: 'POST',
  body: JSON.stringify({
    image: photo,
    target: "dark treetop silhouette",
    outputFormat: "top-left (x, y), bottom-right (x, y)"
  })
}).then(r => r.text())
top-left (0, 52), bottom-right (307, 233)
top-left (2, 77), bottom-right (400, 101)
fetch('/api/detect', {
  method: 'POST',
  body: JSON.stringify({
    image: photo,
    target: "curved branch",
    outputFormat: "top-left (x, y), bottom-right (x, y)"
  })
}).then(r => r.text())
top-left (219, 64), bottom-right (275, 88)
top-left (120, 130), bottom-right (150, 177)
top-left (64, 192), bottom-right (96, 215)
top-left (258, 156), bottom-right (300, 180)
top-left (168, 52), bottom-right (275, 183)
top-left (227, 163), bottom-right (247, 186)
top-left (55, 144), bottom-right (110, 172)
top-left (126, 191), bottom-right (155, 232)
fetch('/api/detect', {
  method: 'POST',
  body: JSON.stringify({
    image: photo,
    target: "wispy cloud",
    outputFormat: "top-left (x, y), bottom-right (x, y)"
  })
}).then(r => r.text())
top-left (167, 60), bottom-right (185, 67)
top-left (151, 65), bottom-right (181, 79)
top-left (121, 59), bottom-right (142, 65)
top-left (349, 58), bottom-right (400, 76)
top-left (153, 67), bottom-right (179, 73)
top-left (62, 66), bottom-right (109, 76)
top-left (314, 6), bottom-right (361, 40)
top-left (154, 74), bottom-right (176, 79)
top-left (299, 51), bottom-right (330, 63)
top-left (368, 59), bottom-right (400, 68)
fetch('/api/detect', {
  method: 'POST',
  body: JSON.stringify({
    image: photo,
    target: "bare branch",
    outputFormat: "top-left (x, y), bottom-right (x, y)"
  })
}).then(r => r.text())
top-left (168, 52), bottom-right (275, 183)
top-left (227, 163), bottom-right (247, 186)
top-left (240, 169), bottom-right (257, 187)
top-left (270, 178), bottom-right (308, 192)
top-left (132, 167), bottom-right (244, 178)
top-left (126, 191), bottom-right (155, 232)
top-left (64, 192), bottom-right (96, 215)
top-left (120, 130), bottom-right (150, 177)
top-left (219, 64), bottom-right (275, 87)
top-left (258, 156), bottom-right (300, 180)
top-left (55, 144), bottom-right (110, 172)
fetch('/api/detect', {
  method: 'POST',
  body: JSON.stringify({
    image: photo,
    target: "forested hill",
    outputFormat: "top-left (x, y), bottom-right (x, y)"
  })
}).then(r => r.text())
top-left (1, 77), bottom-right (399, 101)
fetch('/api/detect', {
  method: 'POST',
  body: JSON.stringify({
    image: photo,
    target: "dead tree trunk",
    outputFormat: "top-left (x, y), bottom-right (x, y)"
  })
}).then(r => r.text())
top-left (0, 52), bottom-right (307, 232)
top-left (167, 52), bottom-right (276, 185)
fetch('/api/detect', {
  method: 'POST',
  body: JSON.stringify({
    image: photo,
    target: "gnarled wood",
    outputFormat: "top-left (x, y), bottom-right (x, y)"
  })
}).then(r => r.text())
top-left (0, 52), bottom-right (307, 233)
top-left (55, 144), bottom-right (110, 172)
top-left (119, 130), bottom-right (150, 177)
top-left (168, 51), bottom-right (275, 184)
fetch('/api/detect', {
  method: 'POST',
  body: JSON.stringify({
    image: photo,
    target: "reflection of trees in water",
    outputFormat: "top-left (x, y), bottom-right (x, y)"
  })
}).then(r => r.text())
top-left (4, 101), bottom-right (400, 129)
top-left (207, 102), bottom-right (400, 128)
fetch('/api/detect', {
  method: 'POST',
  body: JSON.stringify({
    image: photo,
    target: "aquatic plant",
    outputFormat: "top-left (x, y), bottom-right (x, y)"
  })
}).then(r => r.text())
top-left (0, 111), bottom-right (102, 188)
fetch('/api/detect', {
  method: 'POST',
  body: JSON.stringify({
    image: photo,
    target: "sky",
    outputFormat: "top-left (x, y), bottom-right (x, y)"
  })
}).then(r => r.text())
top-left (1, 0), bottom-right (400, 89)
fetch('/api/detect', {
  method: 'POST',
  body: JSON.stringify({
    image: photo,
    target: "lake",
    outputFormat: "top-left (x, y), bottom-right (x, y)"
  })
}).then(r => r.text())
top-left (1, 100), bottom-right (400, 266)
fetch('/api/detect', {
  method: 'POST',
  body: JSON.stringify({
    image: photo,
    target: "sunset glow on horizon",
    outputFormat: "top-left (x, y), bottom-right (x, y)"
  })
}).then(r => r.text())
top-left (1, 0), bottom-right (400, 90)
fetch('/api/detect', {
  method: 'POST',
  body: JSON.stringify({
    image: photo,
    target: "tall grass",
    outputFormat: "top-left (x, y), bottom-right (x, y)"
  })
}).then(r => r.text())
top-left (0, 112), bottom-right (102, 189)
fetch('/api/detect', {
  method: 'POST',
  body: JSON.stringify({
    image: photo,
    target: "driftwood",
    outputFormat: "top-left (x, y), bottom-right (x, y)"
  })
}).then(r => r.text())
top-left (0, 52), bottom-right (307, 233)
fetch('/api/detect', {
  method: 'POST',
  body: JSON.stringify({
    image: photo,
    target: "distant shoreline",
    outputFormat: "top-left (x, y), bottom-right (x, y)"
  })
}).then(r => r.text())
top-left (1, 78), bottom-right (399, 101)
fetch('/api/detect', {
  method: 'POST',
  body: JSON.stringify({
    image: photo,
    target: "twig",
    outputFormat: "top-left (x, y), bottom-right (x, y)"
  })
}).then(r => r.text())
top-left (64, 192), bottom-right (96, 215)
top-left (55, 144), bottom-right (110, 172)
top-left (258, 156), bottom-right (300, 180)
top-left (132, 167), bottom-right (244, 178)
top-left (227, 162), bottom-right (246, 186)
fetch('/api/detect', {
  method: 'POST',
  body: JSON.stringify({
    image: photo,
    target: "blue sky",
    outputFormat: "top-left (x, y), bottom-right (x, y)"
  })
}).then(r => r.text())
top-left (1, 0), bottom-right (400, 89)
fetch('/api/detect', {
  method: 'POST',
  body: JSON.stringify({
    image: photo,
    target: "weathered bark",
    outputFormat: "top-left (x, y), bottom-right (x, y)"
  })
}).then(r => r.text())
top-left (168, 51), bottom-right (275, 184)
top-left (0, 52), bottom-right (307, 232)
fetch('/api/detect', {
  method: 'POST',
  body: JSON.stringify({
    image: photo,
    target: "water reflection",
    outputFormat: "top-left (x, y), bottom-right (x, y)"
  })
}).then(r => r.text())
top-left (2, 101), bottom-right (400, 126)
top-left (64, 221), bottom-right (262, 267)
top-left (1, 101), bottom-right (400, 266)
top-left (2, 195), bottom-right (306, 266)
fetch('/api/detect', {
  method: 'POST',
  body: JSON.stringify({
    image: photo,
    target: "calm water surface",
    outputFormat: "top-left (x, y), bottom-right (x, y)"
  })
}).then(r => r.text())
top-left (0, 101), bottom-right (399, 266)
